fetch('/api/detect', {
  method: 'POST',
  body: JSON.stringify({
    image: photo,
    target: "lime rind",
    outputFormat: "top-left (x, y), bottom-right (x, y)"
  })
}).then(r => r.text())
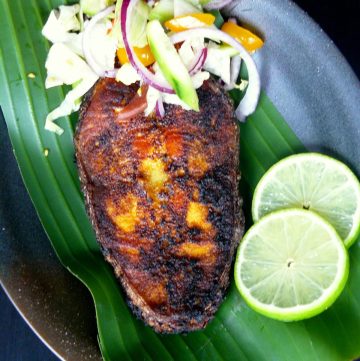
top-left (235, 209), bottom-right (349, 321)
top-left (252, 153), bottom-right (360, 248)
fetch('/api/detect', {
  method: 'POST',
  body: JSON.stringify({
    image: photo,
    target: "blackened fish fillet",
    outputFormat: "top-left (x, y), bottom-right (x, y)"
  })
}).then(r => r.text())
top-left (74, 77), bottom-right (244, 333)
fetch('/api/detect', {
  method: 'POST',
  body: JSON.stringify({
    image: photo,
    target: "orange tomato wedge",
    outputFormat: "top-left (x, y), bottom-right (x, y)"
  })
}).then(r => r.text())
top-left (221, 22), bottom-right (264, 52)
top-left (164, 13), bottom-right (215, 32)
top-left (117, 45), bottom-right (155, 67)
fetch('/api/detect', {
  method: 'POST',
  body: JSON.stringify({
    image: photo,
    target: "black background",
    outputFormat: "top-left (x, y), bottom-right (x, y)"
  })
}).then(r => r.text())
top-left (1, 1), bottom-right (359, 360)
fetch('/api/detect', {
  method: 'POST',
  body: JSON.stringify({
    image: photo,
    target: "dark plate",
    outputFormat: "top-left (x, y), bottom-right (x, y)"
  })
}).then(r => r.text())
top-left (1, 0), bottom-right (359, 360)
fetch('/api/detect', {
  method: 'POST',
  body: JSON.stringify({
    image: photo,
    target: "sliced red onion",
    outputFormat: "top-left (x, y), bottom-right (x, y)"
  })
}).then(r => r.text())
top-left (188, 48), bottom-right (208, 76)
top-left (204, 0), bottom-right (233, 11)
top-left (117, 85), bottom-right (148, 120)
top-left (120, 0), bottom-right (174, 93)
top-left (82, 5), bottom-right (116, 77)
top-left (155, 97), bottom-right (165, 117)
top-left (228, 17), bottom-right (237, 24)
top-left (170, 28), bottom-right (260, 121)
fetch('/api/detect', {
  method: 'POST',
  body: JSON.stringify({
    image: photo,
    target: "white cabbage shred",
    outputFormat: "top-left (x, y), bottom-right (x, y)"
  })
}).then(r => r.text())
top-left (44, 43), bottom-right (98, 135)
top-left (42, 5), bottom-right (81, 44)
top-left (42, 3), bottom-right (115, 135)
top-left (45, 43), bottom-right (94, 88)
top-left (84, 18), bottom-right (118, 71)
top-left (116, 63), bottom-right (141, 85)
top-left (45, 76), bottom-right (98, 135)
top-left (203, 41), bottom-right (231, 84)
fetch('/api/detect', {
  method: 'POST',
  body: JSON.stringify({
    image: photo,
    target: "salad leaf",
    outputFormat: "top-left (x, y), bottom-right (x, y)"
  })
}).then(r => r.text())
top-left (203, 42), bottom-right (232, 84)
top-left (45, 43), bottom-right (95, 88)
top-left (113, 0), bottom-right (150, 48)
top-left (44, 76), bottom-right (97, 135)
top-left (85, 19), bottom-right (118, 70)
top-left (44, 43), bottom-right (98, 134)
top-left (42, 4), bottom-right (81, 43)
top-left (41, 3), bottom-right (119, 133)
top-left (149, 0), bottom-right (174, 23)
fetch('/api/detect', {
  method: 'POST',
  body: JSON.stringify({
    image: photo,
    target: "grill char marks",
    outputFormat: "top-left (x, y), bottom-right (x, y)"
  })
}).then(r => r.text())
top-left (75, 77), bottom-right (244, 333)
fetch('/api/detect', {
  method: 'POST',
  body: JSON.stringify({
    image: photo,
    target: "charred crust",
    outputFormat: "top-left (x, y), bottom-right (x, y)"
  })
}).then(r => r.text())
top-left (74, 77), bottom-right (244, 333)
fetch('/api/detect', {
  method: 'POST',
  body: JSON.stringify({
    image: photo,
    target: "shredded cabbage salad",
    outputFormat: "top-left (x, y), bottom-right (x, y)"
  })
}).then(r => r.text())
top-left (42, 0), bottom-right (263, 135)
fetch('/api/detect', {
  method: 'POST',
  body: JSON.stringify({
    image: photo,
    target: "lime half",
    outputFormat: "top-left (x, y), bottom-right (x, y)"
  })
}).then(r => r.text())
top-left (235, 209), bottom-right (349, 321)
top-left (252, 153), bottom-right (360, 248)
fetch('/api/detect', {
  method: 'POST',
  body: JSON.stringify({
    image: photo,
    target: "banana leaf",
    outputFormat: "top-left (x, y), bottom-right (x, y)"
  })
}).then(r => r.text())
top-left (1, 0), bottom-right (359, 360)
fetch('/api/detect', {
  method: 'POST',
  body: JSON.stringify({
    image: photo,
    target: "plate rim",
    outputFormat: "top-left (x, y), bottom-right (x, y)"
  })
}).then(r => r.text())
top-left (1, 0), bottom-right (359, 359)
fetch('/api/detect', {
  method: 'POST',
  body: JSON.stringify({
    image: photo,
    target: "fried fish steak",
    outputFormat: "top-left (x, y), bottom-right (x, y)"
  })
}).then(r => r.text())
top-left (74, 77), bottom-right (244, 333)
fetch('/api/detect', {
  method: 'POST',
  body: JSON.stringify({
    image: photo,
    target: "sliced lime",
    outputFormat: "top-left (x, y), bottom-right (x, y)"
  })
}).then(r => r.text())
top-left (252, 153), bottom-right (360, 248)
top-left (235, 209), bottom-right (349, 321)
